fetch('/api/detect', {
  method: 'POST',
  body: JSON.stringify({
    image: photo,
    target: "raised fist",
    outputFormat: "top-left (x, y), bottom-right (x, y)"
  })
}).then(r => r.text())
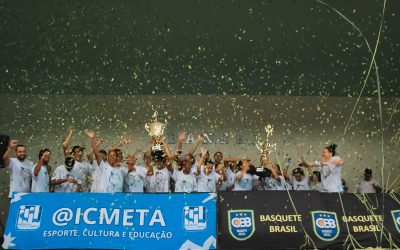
top-left (9, 139), bottom-right (19, 149)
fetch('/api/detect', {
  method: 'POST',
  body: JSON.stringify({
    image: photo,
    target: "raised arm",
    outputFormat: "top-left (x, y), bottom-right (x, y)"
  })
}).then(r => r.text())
top-left (127, 154), bottom-right (137, 173)
top-left (216, 163), bottom-right (227, 182)
top-left (223, 157), bottom-right (240, 163)
top-left (331, 158), bottom-right (344, 166)
top-left (87, 138), bottom-right (104, 164)
top-left (282, 162), bottom-right (291, 181)
top-left (144, 152), bottom-right (154, 176)
top-left (188, 133), bottom-right (204, 155)
top-left (3, 139), bottom-right (18, 167)
top-left (299, 155), bottom-right (315, 168)
top-left (33, 152), bottom-right (50, 176)
top-left (161, 139), bottom-right (172, 159)
top-left (84, 129), bottom-right (101, 166)
top-left (175, 131), bottom-right (186, 156)
top-left (62, 127), bottom-right (74, 157)
top-left (196, 147), bottom-right (208, 175)
top-left (266, 163), bottom-right (280, 181)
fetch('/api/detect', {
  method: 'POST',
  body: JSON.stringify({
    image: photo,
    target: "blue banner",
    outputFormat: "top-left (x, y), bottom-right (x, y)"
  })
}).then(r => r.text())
top-left (3, 192), bottom-right (217, 249)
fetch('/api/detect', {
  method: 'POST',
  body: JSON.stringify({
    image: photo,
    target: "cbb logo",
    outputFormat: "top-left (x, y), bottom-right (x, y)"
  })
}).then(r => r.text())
top-left (315, 218), bottom-right (337, 229)
top-left (311, 211), bottom-right (339, 241)
top-left (231, 217), bottom-right (252, 228)
top-left (228, 210), bottom-right (255, 241)
top-left (391, 210), bottom-right (400, 233)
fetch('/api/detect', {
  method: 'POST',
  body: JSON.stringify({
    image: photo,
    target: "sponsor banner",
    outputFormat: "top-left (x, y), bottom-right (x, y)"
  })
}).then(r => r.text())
top-left (3, 193), bottom-right (217, 249)
top-left (218, 191), bottom-right (400, 249)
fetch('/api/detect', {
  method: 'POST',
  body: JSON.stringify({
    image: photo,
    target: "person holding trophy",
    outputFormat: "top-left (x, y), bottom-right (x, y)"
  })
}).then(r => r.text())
top-left (144, 113), bottom-right (174, 193)
top-left (254, 124), bottom-right (288, 191)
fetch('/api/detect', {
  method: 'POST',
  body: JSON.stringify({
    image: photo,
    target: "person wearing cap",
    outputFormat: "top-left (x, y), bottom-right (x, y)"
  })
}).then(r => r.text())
top-left (51, 157), bottom-right (81, 192)
top-left (62, 127), bottom-right (94, 192)
top-left (356, 168), bottom-right (382, 193)
top-left (285, 166), bottom-right (311, 191)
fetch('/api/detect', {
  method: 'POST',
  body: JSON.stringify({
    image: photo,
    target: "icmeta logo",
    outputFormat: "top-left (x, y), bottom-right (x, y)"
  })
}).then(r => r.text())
top-left (51, 207), bottom-right (166, 227)
top-left (183, 206), bottom-right (206, 231)
top-left (17, 205), bottom-right (42, 230)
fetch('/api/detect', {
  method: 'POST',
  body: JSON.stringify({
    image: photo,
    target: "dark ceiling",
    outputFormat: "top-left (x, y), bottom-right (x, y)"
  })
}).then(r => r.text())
top-left (0, 0), bottom-right (399, 96)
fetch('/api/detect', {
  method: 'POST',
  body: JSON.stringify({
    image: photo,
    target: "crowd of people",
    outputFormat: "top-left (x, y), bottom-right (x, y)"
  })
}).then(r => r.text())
top-left (2, 128), bottom-right (382, 198)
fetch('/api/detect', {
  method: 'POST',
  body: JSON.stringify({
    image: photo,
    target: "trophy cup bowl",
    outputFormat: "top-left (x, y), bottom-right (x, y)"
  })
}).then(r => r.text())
top-left (145, 121), bottom-right (166, 138)
top-left (145, 121), bottom-right (167, 156)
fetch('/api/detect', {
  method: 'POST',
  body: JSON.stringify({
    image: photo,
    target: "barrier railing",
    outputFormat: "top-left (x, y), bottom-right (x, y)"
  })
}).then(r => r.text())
top-left (3, 192), bottom-right (400, 249)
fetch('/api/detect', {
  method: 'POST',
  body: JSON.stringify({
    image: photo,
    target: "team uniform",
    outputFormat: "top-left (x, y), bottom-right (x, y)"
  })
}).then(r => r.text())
top-left (6, 158), bottom-right (34, 198)
top-left (147, 167), bottom-right (171, 193)
top-left (289, 175), bottom-right (311, 191)
top-left (219, 168), bottom-right (235, 191)
top-left (311, 182), bottom-right (322, 191)
top-left (265, 176), bottom-right (287, 190)
top-left (171, 170), bottom-right (197, 193)
top-left (197, 170), bottom-right (220, 193)
top-left (124, 166), bottom-right (147, 193)
top-left (356, 179), bottom-right (379, 193)
top-left (31, 164), bottom-right (50, 192)
top-left (74, 160), bottom-right (92, 192)
top-left (89, 161), bottom-right (101, 192)
top-left (317, 156), bottom-right (343, 192)
top-left (94, 160), bottom-right (129, 193)
top-left (51, 165), bottom-right (81, 192)
top-left (233, 172), bottom-right (255, 191)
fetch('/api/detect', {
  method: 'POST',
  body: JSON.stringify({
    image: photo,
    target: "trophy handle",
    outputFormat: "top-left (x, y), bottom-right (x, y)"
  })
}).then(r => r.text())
top-left (145, 123), bottom-right (150, 132)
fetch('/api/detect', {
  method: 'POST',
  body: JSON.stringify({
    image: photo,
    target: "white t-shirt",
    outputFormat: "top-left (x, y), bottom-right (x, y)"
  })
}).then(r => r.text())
top-left (147, 167), bottom-right (171, 193)
top-left (31, 164), bottom-right (50, 192)
top-left (265, 176), bottom-right (287, 190)
top-left (74, 160), bottom-right (92, 192)
top-left (171, 170), bottom-right (197, 193)
top-left (90, 161), bottom-right (100, 192)
top-left (124, 166), bottom-right (147, 193)
top-left (312, 182), bottom-right (322, 192)
top-left (220, 168), bottom-right (235, 191)
top-left (95, 161), bottom-right (129, 193)
top-left (356, 179), bottom-right (379, 193)
top-left (7, 158), bottom-right (34, 198)
top-left (51, 165), bottom-right (81, 192)
top-left (233, 172), bottom-right (254, 191)
top-left (290, 175), bottom-right (311, 191)
top-left (318, 156), bottom-right (343, 192)
top-left (197, 171), bottom-right (220, 193)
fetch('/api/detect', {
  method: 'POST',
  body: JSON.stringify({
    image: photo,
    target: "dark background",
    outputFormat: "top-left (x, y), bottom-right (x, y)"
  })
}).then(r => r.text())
top-left (0, 0), bottom-right (399, 96)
